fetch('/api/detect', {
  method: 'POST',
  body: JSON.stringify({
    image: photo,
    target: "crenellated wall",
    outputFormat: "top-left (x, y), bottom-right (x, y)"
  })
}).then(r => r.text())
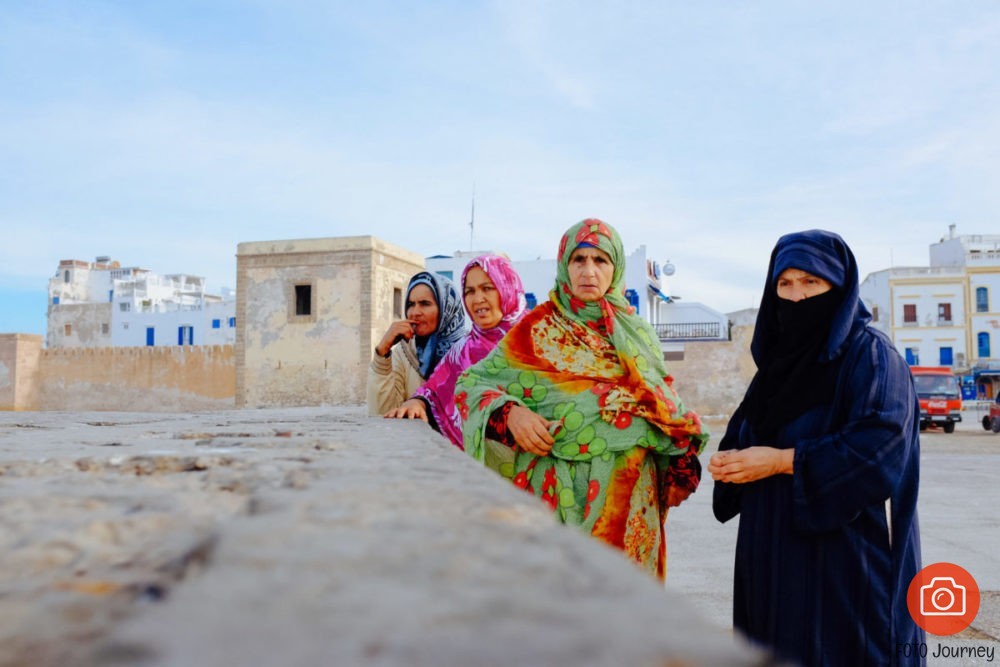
top-left (0, 338), bottom-right (235, 412)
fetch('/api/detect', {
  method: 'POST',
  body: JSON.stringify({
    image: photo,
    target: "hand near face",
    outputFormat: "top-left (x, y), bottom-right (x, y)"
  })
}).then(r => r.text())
top-left (375, 320), bottom-right (416, 357)
top-left (384, 398), bottom-right (429, 422)
top-left (707, 447), bottom-right (794, 484)
top-left (507, 405), bottom-right (556, 456)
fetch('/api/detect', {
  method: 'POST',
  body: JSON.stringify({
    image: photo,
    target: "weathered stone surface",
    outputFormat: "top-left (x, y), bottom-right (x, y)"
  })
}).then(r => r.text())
top-left (0, 408), bottom-right (767, 667)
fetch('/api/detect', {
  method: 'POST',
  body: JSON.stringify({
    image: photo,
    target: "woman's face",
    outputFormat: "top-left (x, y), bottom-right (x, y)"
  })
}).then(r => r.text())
top-left (464, 266), bottom-right (503, 329)
top-left (405, 284), bottom-right (439, 337)
top-left (775, 268), bottom-right (833, 301)
top-left (568, 246), bottom-right (615, 302)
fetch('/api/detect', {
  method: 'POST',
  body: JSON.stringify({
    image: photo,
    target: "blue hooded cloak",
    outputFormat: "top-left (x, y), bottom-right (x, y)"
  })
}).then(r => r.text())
top-left (713, 230), bottom-right (925, 666)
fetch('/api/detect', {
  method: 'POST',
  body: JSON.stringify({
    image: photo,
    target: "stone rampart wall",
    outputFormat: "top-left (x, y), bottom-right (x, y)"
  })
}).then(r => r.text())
top-left (667, 321), bottom-right (757, 419)
top-left (18, 344), bottom-right (235, 412)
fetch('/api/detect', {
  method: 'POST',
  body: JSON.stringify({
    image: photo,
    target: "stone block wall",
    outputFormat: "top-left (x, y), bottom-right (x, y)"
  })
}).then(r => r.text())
top-left (666, 319), bottom-right (757, 419)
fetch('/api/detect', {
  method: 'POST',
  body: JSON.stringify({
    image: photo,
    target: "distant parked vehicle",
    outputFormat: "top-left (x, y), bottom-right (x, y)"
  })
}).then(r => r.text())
top-left (982, 395), bottom-right (1000, 433)
top-left (910, 366), bottom-right (962, 433)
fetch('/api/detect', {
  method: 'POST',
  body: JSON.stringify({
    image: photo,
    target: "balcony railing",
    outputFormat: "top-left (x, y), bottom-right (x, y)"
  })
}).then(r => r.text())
top-left (653, 322), bottom-right (725, 341)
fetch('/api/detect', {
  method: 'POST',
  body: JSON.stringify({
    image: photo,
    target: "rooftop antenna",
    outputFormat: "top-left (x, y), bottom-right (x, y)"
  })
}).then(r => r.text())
top-left (469, 183), bottom-right (476, 251)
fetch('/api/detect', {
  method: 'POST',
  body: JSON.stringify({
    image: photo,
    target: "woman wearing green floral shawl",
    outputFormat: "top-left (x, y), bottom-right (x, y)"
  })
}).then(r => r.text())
top-left (457, 219), bottom-right (708, 579)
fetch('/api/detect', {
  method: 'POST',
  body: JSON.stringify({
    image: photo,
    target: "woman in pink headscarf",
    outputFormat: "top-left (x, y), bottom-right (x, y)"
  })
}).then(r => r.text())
top-left (385, 254), bottom-right (526, 448)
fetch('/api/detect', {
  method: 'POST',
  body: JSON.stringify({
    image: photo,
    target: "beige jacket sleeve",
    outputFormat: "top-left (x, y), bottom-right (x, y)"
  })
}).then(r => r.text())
top-left (366, 342), bottom-right (425, 416)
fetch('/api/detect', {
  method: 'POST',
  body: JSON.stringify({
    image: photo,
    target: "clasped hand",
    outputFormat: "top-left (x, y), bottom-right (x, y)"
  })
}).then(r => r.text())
top-left (707, 446), bottom-right (793, 484)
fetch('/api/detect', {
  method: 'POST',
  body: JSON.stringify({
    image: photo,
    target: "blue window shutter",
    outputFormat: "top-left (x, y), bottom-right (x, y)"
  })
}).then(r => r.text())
top-left (625, 289), bottom-right (640, 312)
top-left (940, 347), bottom-right (953, 366)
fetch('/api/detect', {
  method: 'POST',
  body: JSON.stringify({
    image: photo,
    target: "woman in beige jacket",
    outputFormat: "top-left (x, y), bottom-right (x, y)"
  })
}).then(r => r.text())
top-left (367, 271), bottom-right (465, 416)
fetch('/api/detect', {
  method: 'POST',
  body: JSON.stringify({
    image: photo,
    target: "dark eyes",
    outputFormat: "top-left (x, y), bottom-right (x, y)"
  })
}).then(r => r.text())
top-left (465, 284), bottom-right (495, 296)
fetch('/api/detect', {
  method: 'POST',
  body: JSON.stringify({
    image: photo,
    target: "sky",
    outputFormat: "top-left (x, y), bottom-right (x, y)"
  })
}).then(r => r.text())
top-left (2, 1), bottom-right (999, 336)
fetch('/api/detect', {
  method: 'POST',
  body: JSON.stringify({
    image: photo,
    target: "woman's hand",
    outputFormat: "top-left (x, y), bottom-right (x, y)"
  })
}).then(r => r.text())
top-left (375, 320), bottom-right (416, 357)
top-left (707, 447), bottom-right (793, 484)
top-left (507, 405), bottom-right (556, 456)
top-left (384, 398), bottom-right (428, 422)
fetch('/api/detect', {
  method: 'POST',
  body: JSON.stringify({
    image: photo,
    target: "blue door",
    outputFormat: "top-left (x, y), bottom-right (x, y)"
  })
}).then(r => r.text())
top-left (177, 325), bottom-right (193, 345)
top-left (146, 327), bottom-right (155, 346)
top-left (979, 333), bottom-right (991, 359)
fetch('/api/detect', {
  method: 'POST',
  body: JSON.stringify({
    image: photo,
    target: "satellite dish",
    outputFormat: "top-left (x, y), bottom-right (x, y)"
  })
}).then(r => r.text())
top-left (662, 261), bottom-right (676, 277)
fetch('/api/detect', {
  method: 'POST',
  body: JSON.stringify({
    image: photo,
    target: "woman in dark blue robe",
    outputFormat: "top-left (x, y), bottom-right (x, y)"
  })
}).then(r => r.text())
top-left (708, 230), bottom-right (925, 666)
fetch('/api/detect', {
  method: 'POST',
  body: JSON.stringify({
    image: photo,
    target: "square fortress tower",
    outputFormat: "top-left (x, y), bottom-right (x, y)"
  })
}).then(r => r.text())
top-left (236, 237), bottom-right (423, 408)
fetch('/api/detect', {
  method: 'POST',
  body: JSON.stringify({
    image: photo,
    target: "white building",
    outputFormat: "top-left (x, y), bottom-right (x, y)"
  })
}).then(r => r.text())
top-left (425, 245), bottom-right (729, 355)
top-left (862, 265), bottom-right (968, 367)
top-left (860, 226), bottom-right (1000, 397)
top-left (47, 257), bottom-right (235, 349)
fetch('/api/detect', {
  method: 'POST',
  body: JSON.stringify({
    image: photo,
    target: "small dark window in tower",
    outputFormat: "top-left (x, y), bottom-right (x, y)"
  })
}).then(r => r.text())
top-left (295, 284), bottom-right (312, 316)
top-left (393, 288), bottom-right (403, 319)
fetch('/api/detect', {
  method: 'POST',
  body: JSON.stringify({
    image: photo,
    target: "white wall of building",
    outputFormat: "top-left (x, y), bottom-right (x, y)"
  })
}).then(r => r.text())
top-left (969, 270), bottom-right (1000, 365)
top-left (889, 274), bottom-right (967, 367)
top-left (930, 232), bottom-right (1000, 268)
top-left (859, 268), bottom-right (893, 335)
top-left (47, 258), bottom-right (234, 349)
top-left (860, 229), bottom-right (1000, 373)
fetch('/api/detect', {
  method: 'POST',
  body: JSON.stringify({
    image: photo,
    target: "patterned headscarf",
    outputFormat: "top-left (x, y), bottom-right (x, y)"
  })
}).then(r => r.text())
top-left (406, 271), bottom-right (466, 378)
top-left (551, 218), bottom-right (631, 339)
top-left (459, 218), bottom-right (707, 468)
top-left (414, 254), bottom-right (526, 447)
top-left (461, 253), bottom-right (528, 347)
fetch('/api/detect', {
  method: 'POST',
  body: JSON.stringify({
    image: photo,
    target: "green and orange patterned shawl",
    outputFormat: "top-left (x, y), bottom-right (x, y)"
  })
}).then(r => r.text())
top-left (457, 219), bottom-right (709, 531)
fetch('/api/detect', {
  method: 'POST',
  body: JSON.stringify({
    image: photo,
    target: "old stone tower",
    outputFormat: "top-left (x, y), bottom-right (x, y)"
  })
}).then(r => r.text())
top-left (235, 236), bottom-right (423, 408)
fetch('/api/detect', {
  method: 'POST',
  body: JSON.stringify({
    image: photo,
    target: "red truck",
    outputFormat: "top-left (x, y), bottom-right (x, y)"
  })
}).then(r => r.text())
top-left (982, 395), bottom-right (1000, 433)
top-left (910, 366), bottom-right (962, 433)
